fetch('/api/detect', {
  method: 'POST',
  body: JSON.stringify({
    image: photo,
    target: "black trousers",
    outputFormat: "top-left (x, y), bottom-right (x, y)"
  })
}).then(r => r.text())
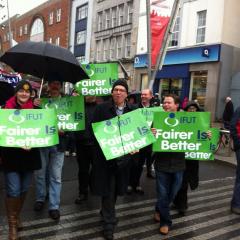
top-left (129, 148), bottom-right (153, 188)
top-left (101, 174), bottom-right (118, 231)
top-left (75, 144), bottom-right (94, 195)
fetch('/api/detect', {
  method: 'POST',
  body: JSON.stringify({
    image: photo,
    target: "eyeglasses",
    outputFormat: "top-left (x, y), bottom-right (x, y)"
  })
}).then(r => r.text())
top-left (113, 88), bottom-right (126, 93)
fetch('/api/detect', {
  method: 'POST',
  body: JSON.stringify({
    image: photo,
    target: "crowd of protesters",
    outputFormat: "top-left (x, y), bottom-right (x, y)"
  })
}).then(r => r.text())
top-left (0, 77), bottom-right (239, 240)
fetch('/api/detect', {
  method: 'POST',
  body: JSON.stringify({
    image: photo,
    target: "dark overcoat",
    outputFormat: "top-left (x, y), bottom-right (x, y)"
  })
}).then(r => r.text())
top-left (90, 100), bottom-right (136, 197)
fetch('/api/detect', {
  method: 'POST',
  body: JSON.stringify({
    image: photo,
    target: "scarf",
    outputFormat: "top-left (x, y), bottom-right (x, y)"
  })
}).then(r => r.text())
top-left (5, 96), bottom-right (34, 109)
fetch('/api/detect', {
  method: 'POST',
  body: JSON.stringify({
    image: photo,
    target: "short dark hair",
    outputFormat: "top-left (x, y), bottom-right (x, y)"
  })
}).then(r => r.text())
top-left (163, 94), bottom-right (180, 104)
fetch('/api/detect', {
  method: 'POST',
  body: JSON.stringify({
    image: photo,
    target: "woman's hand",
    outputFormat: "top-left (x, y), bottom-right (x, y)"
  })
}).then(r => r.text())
top-left (151, 128), bottom-right (157, 137)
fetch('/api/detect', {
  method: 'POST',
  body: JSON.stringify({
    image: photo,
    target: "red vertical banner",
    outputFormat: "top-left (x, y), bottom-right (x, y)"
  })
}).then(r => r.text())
top-left (150, 0), bottom-right (175, 68)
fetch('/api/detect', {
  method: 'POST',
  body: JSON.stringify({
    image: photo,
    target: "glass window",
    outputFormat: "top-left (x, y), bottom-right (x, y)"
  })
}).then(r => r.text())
top-left (110, 37), bottom-right (116, 60)
top-left (118, 4), bottom-right (124, 26)
top-left (30, 19), bottom-right (44, 42)
top-left (76, 30), bottom-right (86, 45)
top-left (116, 35), bottom-right (122, 59)
top-left (190, 71), bottom-right (207, 107)
top-left (127, 1), bottom-right (133, 24)
top-left (105, 9), bottom-right (110, 29)
top-left (112, 7), bottom-right (117, 28)
top-left (77, 4), bottom-right (88, 20)
top-left (55, 37), bottom-right (60, 46)
top-left (169, 11), bottom-right (180, 47)
top-left (97, 12), bottom-right (103, 31)
top-left (196, 10), bottom-right (206, 44)
top-left (49, 12), bottom-right (54, 25)
top-left (24, 24), bottom-right (28, 34)
top-left (19, 26), bottom-right (23, 36)
top-left (77, 56), bottom-right (85, 63)
top-left (124, 33), bottom-right (131, 57)
top-left (103, 38), bottom-right (109, 60)
top-left (96, 40), bottom-right (102, 61)
top-left (160, 78), bottom-right (182, 99)
top-left (56, 8), bottom-right (61, 22)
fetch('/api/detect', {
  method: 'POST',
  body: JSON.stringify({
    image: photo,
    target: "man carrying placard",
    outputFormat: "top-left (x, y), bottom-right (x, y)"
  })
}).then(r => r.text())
top-left (91, 79), bottom-right (136, 240)
top-left (153, 94), bottom-right (185, 235)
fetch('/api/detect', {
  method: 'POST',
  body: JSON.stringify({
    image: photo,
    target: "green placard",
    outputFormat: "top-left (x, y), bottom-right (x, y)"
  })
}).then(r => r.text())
top-left (0, 109), bottom-right (59, 148)
top-left (185, 128), bottom-right (220, 160)
top-left (75, 63), bottom-right (118, 96)
top-left (92, 109), bottom-right (156, 160)
top-left (153, 112), bottom-right (218, 160)
top-left (140, 106), bottom-right (163, 127)
top-left (41, 96), bottom-right (85, 131)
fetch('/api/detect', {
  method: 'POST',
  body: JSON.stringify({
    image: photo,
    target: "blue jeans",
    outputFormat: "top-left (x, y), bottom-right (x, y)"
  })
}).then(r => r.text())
top-left (231, 149), bottom-right (240, 208)
top-left (155, 170), bottom-right (183, 227)
top-left (4, 171), bottom-right (33, 197)
top-left (35, 146), bottom-right (64, 210)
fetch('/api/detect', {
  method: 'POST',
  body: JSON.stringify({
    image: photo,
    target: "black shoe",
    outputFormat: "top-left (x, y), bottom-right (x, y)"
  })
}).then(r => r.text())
top-left (126, 186), bottom-right (133, 195)
top-left (34, 201), bottom-right (44, 211)
top-left (146, 172), bottom-right (156, 179)
top-left (135, 186), bottom-right (144, 195)
top-left (178, 208), bottom-right (187, 216)
top-left (49, 209), bottom-right (60, 220)
top-left (103, 230), bottom-right (114, 240)
top-left (75, 194), bottom-right (88, 204)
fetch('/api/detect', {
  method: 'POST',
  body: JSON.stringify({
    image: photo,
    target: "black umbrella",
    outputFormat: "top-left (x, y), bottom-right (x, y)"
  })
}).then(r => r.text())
top-left (0, 40), bottom-right (89, 83)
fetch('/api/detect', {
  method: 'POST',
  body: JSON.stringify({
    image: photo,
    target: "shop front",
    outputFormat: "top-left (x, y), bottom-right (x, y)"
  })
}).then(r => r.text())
top-left (134, 44), bottom-right (221, 113)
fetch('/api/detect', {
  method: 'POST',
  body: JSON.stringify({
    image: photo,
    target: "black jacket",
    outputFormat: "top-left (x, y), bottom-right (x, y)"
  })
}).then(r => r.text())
top-left (90, 100), bottom-right (136, 196)
top-left (153, 152), bottom-right (185, 173)
top-left (75, 101), bottom-right (97, 145)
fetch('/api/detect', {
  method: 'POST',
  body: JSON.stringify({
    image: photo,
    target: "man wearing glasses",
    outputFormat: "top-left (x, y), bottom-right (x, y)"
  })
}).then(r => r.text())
top-left (91, 80), bottom-right (136, 240)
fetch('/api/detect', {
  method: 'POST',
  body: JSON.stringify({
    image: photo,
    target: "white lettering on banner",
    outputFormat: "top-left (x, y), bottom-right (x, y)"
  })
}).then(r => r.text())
top-left (58, 122), bottom-right (79, 130)
top-left (6, 136), bottom-right (50, 147)
top-left (76, 79), bottom-right (106, 87)
top-left (185, 152), bottom-right (211, 160)
top-left (0, 126), bottom-right (40, 136)
top-left (81, 87), bottom-right (111, 95)
top-left (156, 129), bottom-right (193, 140)
top-left (57, 114), bottom-right (71, 121)
top-left (111, 137), bottom-right (147, 156)
top-left (100, 132), bottom-right (135, 147)
top-left (161, 140), bottom-right (201, 151)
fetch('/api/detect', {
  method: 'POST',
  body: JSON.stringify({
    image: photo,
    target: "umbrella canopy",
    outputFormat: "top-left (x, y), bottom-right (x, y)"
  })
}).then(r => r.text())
top-left (0, 41), bottom-right (89, 83)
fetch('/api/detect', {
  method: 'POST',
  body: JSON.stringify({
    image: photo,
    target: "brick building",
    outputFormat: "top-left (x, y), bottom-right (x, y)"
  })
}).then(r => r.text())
top-left (0, 0), bottom-right (71, 53)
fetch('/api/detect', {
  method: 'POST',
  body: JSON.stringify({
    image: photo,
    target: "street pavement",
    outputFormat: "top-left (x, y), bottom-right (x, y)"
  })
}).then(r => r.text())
top-left (0, 153), bottom-right (239, 240)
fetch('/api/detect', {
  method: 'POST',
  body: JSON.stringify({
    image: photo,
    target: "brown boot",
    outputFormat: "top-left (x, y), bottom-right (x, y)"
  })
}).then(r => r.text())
top-left (6, 197), bottom-right (21, 240)
top-left (17, 193), bottom-right (26, 231)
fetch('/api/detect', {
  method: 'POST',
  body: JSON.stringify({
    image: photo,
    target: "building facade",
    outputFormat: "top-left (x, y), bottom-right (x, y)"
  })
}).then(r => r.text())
top-left (69, 0), bottom-right (94, 63)
top-left (90, 0), bottom-right (140, 90)
top-left (0, 0), bottom-right (71, 53)
top-left (134, 0), bottom-right (240, 120)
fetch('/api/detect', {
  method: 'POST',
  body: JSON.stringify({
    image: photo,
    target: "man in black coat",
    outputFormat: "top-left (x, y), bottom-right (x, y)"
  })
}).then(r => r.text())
top-left (91, 79), bottom-right (136, 240)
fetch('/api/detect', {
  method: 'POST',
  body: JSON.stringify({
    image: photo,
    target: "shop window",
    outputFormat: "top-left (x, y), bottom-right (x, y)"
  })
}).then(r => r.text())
top-left (190, 71), bottom-right (207, 107)
top-left (159, 78), bottom-right (182, 99)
